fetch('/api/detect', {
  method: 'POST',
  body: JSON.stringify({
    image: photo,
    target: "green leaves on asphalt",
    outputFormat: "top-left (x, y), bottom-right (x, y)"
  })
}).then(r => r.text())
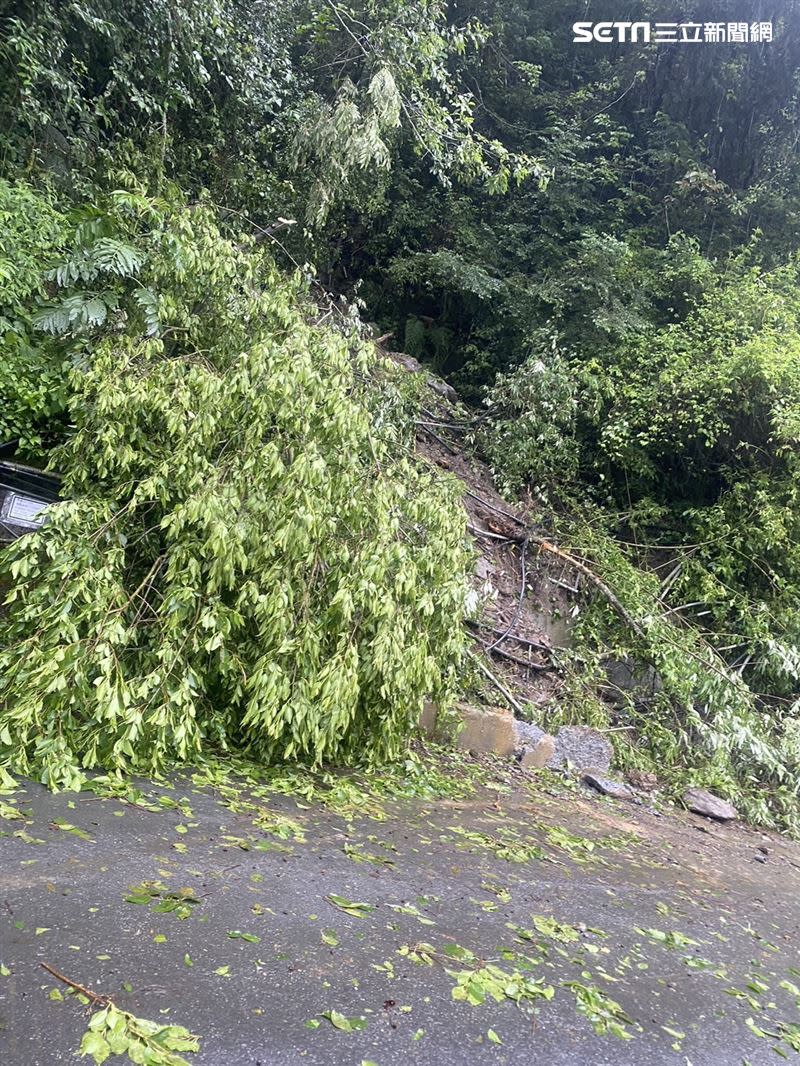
top-left (321, 1010), bottom-right (368, 1033)
top-left (124, 882), bottom-right (200, 920)
top-left (78, 1004), bottom-right (199, 1065)
top-left (326, 895), bottom-right (375, 920)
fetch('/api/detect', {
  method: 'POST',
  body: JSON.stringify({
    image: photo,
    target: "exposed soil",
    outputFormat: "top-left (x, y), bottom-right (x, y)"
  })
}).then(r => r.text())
top-left (405, 357), bottom-right (577, 715)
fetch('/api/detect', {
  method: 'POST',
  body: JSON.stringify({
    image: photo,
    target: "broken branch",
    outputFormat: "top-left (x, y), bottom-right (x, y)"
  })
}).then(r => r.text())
top-left (40, 963), bottom-right (110, 1007)
top-left (463, 489), bottom-right (647, 642)
top-left (486, 645), bottom-right (549, 671)
top-left (467, 649), bottom-right (527, 716)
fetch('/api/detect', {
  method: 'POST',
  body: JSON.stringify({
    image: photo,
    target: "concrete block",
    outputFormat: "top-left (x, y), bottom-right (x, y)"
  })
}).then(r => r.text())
top-left (454, 702), bottom-right (516, 756)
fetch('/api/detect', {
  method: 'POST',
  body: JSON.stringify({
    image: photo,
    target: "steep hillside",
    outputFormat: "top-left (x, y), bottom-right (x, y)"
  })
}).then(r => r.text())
top-left (2, 1), bottom-right (799, 834)
top-left (390, 346), bottom-right (799, 833)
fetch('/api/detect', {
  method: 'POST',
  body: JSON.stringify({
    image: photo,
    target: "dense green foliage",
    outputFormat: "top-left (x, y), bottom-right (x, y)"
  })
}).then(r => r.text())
top-left (0, 0), bottom-right (539, 227)
top-left (329, 0), bottom-right (800, 828)
top-left (1, 1), bottom-right (800, 823)
top-left (354, 1), bottom-right (800, 393)
top-left (0, 187), bottom-right (469, 788)
top-left (0, 180), bottom-right (70, 453)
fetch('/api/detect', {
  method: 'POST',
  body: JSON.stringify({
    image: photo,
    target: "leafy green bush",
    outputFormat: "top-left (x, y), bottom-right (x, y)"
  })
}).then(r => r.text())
top-left (1, 1), bottom-right (540, 236)
top-left (563, 522), bottom-right (800, 832)
top-left (477, 330), bottom-right (585, 498)
top-left (595, 260), bottom-right (800, 490)
top-left (0, 189), bottom-right (469, 789)
top-left (0, 180), bottom-right (71, 455)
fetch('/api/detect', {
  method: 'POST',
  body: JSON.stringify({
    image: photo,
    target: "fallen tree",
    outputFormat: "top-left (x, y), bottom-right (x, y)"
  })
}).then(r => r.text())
top-left (0, 189), bottom-right (470, 789)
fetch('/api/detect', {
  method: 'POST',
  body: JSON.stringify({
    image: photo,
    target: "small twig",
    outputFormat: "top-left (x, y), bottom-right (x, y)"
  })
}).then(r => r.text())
top-left (735, 654), bottom-right (753, 677)
top-left (548, 577), bottom-right (580, 595)
top-left (416, 423), bottom-right (459, 455)
top-left (466, 619), bottom-right (551, 652)
top-left (416, 420), bottom-right (467, 431)
top-left (658, 561), bottom-right (683, 600)
top-left (419, 406), bottom-right (478, 428)
top-left (661, 600), bottom-right (706, 617)
top-left (585, 72), bottom-right (642, 124)
top-left (40, 963), bottom-right (109, 1007)
top-left (468, 649), bottom-right (527, 716)
top-left (464, 490), bottom-right (527, 528)
top-left (466, 523), bottom-right (513, 542)
top-left (486, 645), bottom-right (549, 672)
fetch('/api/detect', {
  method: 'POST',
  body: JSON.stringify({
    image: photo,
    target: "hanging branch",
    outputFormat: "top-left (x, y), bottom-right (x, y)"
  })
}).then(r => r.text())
top-left (533, 536), bottom-right (647, 642)
top-left (467, 649), bottom-right (527, 716)
top-left (466, 619), bottom-right (550, 652)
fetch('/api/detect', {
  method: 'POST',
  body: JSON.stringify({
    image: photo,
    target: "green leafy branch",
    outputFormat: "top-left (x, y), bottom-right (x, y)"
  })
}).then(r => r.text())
top-left (41, 963), bottom-right (200, 1065)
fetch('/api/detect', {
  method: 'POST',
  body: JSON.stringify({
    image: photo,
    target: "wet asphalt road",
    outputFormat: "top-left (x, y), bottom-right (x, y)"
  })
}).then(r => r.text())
top-left (1, 767), bottom-right (799, 1065)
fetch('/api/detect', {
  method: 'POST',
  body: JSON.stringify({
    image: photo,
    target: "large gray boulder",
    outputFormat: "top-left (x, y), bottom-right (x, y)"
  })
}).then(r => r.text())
top-left (547, 725), bottom-right (613, 773)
